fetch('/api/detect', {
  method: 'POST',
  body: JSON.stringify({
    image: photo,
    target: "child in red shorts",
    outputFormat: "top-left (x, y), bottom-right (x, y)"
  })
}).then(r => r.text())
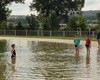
top-left (85, 35), bottom-right (91, 54)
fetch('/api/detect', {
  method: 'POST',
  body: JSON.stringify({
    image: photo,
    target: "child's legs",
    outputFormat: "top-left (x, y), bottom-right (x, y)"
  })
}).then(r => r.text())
top-left (99, 39), bottom-right (100, 47)
top-left (75, 47), bottom-right (77, 53)
top-left (86, 45), bottom-right (90, 53)
top-left (87, 47), bottom-right (90, 54)
top-left (76, 46), bottom-right (79, 53)
top-left (75, 46), bottom-right (79, 53)
top-left (97, 39), bottom-right (100, 47)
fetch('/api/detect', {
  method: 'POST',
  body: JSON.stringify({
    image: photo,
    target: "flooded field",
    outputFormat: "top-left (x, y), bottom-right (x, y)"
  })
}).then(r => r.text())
top-left (0, 40), bottom-right (100, 80)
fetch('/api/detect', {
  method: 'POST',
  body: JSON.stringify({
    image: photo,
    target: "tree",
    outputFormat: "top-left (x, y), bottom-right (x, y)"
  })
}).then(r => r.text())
top-left (30, 0), bottom-right (85, 29)
top-left (68, 16), bottom-right (86, 30)
top-left (30, 0), bottom-right (85, 22)
top-left (26, 14), bottom-right (39, 30)
top-left (96, 12), bottom-right (100, 27)
top-left (97, 12), bottom-right (100, 21)
top-left (0, 21), bottom-right (7, 30)
top-left (48, 11), bottom-right (61, 30)
top-left (37, 11), bottom-right (61, 30)
top-left (37, 13), bottom-right (45, 30)
top-left (0, 0), bottom-right (25, 23)
top-left (7, 22), bottom-right (15, 30)
top-left (16, 22), bottom-right (24, 30)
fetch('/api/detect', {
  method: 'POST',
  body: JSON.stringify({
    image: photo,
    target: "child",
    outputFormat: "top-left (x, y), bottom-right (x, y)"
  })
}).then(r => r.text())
top-left (11, 44), bottom-right (16, 59)
top-left (74, 34), bottom-right (80, 54)
top-left (85, 35), bottom-right (91, 54)
top-left (97, 29), bottom-right (100, 48)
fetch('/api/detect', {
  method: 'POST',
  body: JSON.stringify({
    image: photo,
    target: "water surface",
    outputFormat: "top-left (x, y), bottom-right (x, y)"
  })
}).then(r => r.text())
top-left (0, 40), bottom-right (99, 80)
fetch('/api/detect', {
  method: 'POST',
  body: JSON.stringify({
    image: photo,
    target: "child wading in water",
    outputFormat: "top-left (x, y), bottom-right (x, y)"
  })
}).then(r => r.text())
top-left (85, 35), bottom-right (91, 54)
top-left (11, 44), bottom-right (16, 59)
top-left (97, 29), bottom-right (100, 48)
top-left (74, 34), bottom-right (80, 54)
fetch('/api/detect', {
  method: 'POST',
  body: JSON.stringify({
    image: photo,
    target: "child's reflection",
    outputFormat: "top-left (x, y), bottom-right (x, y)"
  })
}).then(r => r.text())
top-left (86, 53), bottom-right (90, 68)
top-left (12, 57), bottom-right (16, 64)
top-left (97, 49), bottom-right (100, 62)
top-left (11, 57), bottom-right (16, 79)
top-left (75, 53), bottom-right (79, 63)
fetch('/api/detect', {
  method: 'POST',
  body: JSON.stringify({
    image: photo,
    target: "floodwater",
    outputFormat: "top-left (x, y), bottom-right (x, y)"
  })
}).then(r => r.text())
top-left (0, 40), bottom-right (100, 80)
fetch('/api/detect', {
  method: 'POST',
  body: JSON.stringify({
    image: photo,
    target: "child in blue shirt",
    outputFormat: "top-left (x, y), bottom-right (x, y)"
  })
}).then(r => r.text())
top-left (74, 34), bottom-right (80, 54)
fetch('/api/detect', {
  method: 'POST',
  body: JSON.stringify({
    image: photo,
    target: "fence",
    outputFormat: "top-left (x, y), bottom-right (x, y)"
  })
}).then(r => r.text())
top-left (0, 30), bottom-right (97, 38)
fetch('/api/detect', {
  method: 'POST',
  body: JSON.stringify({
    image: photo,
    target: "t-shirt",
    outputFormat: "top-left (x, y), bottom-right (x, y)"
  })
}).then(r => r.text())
top-left (74, 38), bottom-right (80, 46)
top-left (85, 38), bottom-right (91, 45)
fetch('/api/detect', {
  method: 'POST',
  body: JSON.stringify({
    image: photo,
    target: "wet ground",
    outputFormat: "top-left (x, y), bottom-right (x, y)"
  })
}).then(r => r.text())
top-left (0, 40), bottom-right (100, 80)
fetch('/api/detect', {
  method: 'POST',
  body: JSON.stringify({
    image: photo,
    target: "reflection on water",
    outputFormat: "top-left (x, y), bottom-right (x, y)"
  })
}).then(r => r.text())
top-left (11, 58), bottom-right (16, 80)
top-left (0, 40), bottom-right (100, 80)
top-left (86, 53), bottom-right (90, 68)
top-left (0, 40), bottom-right (7, 53)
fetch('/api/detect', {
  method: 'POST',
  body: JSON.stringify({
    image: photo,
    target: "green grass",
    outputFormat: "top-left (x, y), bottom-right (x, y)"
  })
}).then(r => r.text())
top-left (0, 35), bottom-right (97, 41)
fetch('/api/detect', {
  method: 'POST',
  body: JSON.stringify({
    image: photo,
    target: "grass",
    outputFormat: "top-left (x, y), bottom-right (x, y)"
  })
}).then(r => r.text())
top-left (0, 35), bottom-right (97, 41)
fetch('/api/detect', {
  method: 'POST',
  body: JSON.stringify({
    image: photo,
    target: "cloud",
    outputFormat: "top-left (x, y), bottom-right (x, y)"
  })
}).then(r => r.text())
top-left (9, 0), bottom-right (100, 15)
top-left (82, 0), bottom-right (100, 11)
top-left (9, 0), bottom-right (35, 15)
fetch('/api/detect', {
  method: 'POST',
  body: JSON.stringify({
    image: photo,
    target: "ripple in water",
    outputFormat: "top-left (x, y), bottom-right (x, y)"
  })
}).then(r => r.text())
top-left (0, 40), bottom-right (100, 80)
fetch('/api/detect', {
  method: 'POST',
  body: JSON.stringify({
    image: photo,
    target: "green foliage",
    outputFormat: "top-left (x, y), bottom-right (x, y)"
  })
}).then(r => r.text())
top-left (30, 0), bottom-right (84, 17)
top-left (68, 16), bottom-right (86, 30)
top-left (0, 21), bottom-right (7, 30)
top-left (96, 12), bottom-right (100, 27)
top-left (7, 22), bottom-right (15, 30)
top-left (30, 0), bottom-right (85, 30)
top-left (97, 21), bottom-right (100, 28)
top-left (42, 11), bottom-right (61, 30)
top-left (0, 0), bottom-right (25, 22)
top-left (97, 12), bottom-right (100, 21)
top-left (49, 11), bottom-right (61, 30)
top-left (15, 22), bottom-right (25, 30)
top-left (37, 13), bottom-right (45, 30)
top-left (26, 14), bottom-right (39, 30)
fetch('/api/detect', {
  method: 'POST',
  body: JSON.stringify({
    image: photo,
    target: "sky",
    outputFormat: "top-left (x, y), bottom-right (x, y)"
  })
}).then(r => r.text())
top-left (9, 0), bottom-right (100, 15)
top-left (82, 0), bottom-right (100, 11)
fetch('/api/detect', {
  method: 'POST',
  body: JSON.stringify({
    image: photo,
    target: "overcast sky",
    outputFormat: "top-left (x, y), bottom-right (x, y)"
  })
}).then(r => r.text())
top-left (9, 0), bottom-right (100, 15)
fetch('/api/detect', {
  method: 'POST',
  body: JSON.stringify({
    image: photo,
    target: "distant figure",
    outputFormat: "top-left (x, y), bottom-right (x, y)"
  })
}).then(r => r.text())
top-left (88, 30), bottom-right (92, 37)
top-left (85, 35), bottom-right (91, 54)
top-left (11, 44), bottom-right (16, 59)
top-left (74, 34), bottom-right (80, 54)
top-left (97, 29), bottom-right (100, 48)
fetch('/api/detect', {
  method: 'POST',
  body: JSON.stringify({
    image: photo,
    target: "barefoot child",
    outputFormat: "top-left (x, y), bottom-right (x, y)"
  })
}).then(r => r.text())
top-left (97, 29), bottom-right (100, 48)
top-left (85, 35), bottom-right (91, 54)
top-left (74, 34), bottom-right (80, 54)
top-left (11, 44), bottom-right (16, 59)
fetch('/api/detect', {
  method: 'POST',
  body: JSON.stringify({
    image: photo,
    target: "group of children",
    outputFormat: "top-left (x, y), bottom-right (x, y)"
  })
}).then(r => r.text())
top-left (10, 35), bottom-right (91, 59)
top-left (11, 30), bottom-right (100, 59)
top-left (74, 34), bottom-right (91, 54)
top-left (74, 29), bottom-right (100, 55)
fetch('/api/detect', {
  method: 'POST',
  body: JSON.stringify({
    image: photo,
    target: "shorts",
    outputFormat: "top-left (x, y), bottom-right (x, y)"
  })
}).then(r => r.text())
top-left (75, 45), bottom-right (78, 47)
top-left (85, 45), bottom-right (89, 48)
top-left (97, 37), bottom-right (100, 40)
top-left (11, 55), bottom-right (16, 58)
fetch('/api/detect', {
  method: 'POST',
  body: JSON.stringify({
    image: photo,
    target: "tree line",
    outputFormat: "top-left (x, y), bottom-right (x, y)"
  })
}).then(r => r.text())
top-left (0, 0), bottom-right (100, 31)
